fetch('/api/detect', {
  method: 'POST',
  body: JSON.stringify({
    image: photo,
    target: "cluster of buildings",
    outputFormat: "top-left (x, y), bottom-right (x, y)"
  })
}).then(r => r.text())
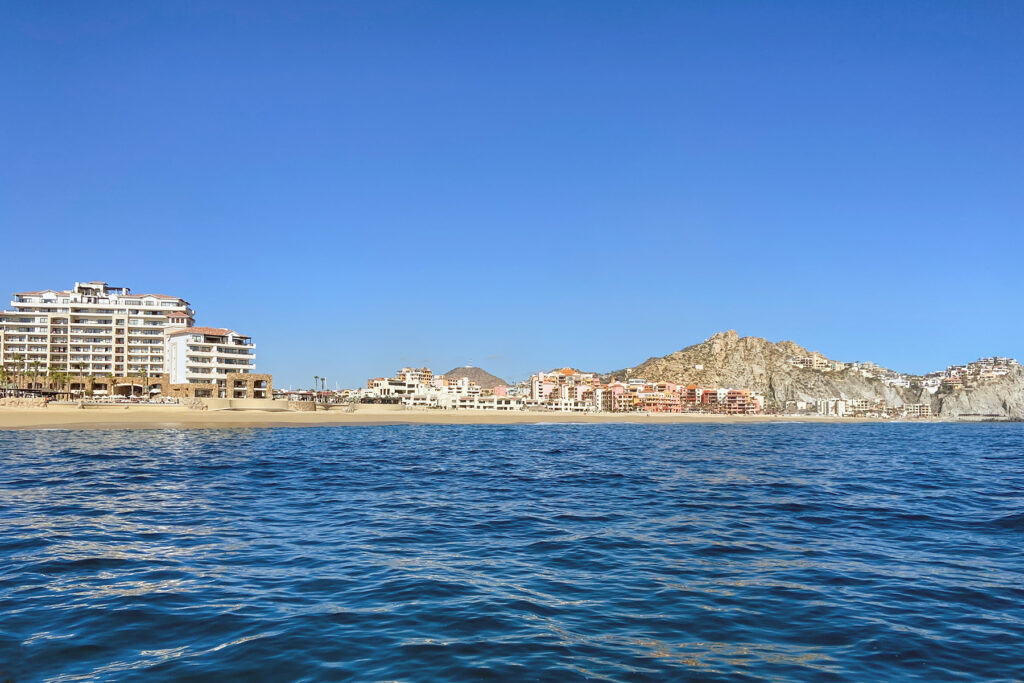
top-left (791, 355), bottom-right (911, 384)
top-left (788, 398), bottom-right (932, 419)
top-left (356, 367), bottom-right (511, 410)
top-left (6, 282), bottom-right (1016, 415)
top-left (527, 368), bottom-right (765, 414)
top-left (784, 356), bottom-right (1019, 419)
top-left (0, 281), bottom-right (270, 399)
top-left (788, 354), bottom-right (846, 372)
top-left (929, 357), bottom-right (1018, 391)
top-left (792, 350), bottom-right (1019, 395)
top-left (354, 366), bottom-right (765, 414)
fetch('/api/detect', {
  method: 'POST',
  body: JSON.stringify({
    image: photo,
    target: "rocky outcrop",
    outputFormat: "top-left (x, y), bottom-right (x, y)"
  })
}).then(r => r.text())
top-left (0, 397), bottom-right (48, 408)
top-left (929, 366), bottom-right (1024, 419)
top-left (184, 398), bottom-right (208, 411)
top-left (603, 330), bottom-right (1024, 419)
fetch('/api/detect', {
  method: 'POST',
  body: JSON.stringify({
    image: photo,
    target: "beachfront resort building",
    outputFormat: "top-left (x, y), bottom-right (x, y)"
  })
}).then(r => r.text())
top-left (0, 281), bottom-right (263, 398)
top-left (164, 327), bottom-right (263, 397)
top-left (0, 281), bottom-right (193, 377)
top-left (790, 397), bottom-right (933, 419)
top-left (362, 367), bottom-right (485, 405)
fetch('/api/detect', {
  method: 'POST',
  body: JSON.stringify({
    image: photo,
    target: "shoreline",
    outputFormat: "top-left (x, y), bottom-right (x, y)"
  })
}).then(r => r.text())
top-left (0, 404), bottom-right (959, 431)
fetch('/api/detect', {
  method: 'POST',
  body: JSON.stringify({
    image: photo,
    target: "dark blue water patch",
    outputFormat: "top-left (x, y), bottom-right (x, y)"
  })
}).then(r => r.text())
top-left (0, 423), bottom-right (1023, 681)
top-left (992, 511), bottom-right (1024, 530)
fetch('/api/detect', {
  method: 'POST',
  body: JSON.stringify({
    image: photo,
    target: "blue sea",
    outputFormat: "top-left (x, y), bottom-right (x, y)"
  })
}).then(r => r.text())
top-left (1, 423), bottom-right (1022, 681)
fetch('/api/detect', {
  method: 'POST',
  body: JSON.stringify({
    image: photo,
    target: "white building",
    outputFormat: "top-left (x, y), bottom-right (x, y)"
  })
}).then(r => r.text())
top-left (434, 376), bottom-right (481, 397)
top-left (365, 366), bottom-right (487, 407)
top-left (544, 398), bottom-right (596, 412)
top-left (816, 398), bottom-right (847, 417)
top-left (436, 395), bottom-right (524, 411)
top-left (902, 403), bottom-right (932, 418)
top-left (164, 327), bottom-right (256, 392)
top-left (0, 281), bottom-right (193, 377)
top-left (790, 355), bottom-right (844, 372)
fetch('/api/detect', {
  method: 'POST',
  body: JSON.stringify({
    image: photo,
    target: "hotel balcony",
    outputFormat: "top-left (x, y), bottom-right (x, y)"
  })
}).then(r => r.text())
top-left (216, 347), bottom-right (254, 356)
top-left (185, 359), bottom-right (242, 369)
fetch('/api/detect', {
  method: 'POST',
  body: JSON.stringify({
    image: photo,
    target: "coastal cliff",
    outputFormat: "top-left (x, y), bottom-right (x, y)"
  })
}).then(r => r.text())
top-left (930, 365), bottom-right (1024, 419)
top-left (604, 330), bottom-right (1024, 419)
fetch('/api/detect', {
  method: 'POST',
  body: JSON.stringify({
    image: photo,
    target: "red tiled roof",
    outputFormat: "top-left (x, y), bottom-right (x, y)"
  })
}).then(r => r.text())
top-left (166, 326), bottom-right (238, 336)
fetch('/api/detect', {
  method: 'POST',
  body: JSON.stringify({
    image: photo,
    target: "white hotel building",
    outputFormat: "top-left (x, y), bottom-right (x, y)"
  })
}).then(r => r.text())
top-left (164, 327), bottom-right (257, 388)
top-left (0, 281), bottom-right (255, 391)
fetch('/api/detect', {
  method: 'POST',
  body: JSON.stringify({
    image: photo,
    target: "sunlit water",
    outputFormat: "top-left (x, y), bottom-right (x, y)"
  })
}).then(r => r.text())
top-left (1, 424), bottom-right (1022, 681)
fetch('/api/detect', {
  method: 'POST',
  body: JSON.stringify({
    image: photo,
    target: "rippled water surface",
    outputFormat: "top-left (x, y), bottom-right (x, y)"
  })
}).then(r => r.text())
top-left (1, 423), bottom-right (1023, 681)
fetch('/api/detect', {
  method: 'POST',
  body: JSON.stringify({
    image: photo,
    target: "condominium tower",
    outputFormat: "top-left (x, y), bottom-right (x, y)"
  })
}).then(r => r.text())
top-left (0, 281), bottom-right (194, 376)
top-left (164, 327), bottom-right (257, 389)
top-left (0, 282), bottom-right (255, 392)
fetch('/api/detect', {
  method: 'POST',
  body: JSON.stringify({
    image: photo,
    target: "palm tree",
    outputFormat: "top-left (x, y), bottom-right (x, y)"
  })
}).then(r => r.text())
top-left (321, 376), bottom-right (326, 393)
top-left (313, 375), bottom-right (319, 394)
top-left (49, 370), bottom-right (61, 396)
top-left (73, 362), bottom-right (86, 396)
top-left (107, 372), bottom-right (117, 398)
top-left (30, 360), bottom-right (41, 390)
top-left (140, 365), bottom-right (150, 399)
top-left (11, 354), bottom-right (25, 388)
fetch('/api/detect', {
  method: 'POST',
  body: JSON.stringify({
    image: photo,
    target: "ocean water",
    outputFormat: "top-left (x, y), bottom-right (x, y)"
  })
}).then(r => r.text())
top-left (1, 424), bottom-right (1022, 682)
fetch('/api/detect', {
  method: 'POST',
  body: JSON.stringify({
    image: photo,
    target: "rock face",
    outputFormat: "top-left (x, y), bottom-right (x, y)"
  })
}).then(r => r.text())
top-left (184, 398), bottom-right (208, 411)
top-left (442, 366), bottom-right (510, 390)
top-left (931, 365), bottom-right (1024, 419)
top-left (603, 330), bottom-right (1024, 419)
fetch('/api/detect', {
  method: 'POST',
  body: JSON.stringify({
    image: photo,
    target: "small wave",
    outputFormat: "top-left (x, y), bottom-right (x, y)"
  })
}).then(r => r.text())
top-left (992, 512), bottom-right (1024, 530)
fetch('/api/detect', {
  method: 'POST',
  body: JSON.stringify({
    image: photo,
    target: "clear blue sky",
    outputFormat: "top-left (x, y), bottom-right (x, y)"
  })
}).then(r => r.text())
top-left (2, 1), bottom-right (1022, 387)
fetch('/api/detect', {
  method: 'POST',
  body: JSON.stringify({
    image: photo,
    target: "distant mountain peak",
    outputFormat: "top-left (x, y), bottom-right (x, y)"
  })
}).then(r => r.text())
top-left (442, 366), bottom-right (509, 389)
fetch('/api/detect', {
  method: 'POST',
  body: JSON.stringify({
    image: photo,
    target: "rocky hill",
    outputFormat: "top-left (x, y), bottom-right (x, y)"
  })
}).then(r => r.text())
top-left (931, 365), bottom-right (1024, 419)
top-left (603, 330), bottom-right (1024, 419)
top-left (442, 366), bottom-right (509, 391)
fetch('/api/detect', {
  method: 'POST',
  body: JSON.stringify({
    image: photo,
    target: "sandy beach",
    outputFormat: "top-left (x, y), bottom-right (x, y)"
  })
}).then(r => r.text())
top-left (0, 403), bottom-right (908, 430)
